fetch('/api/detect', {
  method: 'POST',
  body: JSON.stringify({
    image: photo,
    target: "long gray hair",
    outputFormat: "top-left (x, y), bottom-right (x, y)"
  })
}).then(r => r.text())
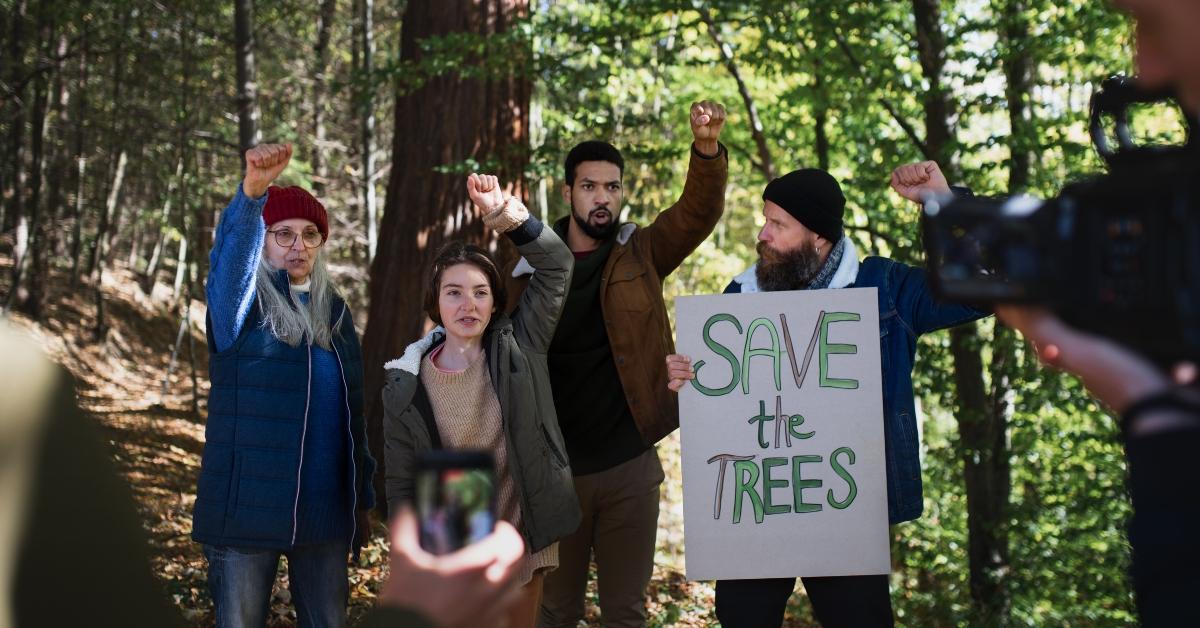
top-left (254, 252), bottom-right (339, 349)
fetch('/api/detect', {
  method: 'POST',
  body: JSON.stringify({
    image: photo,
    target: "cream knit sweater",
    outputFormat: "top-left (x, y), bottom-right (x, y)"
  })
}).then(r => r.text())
top-left (421, 347), bottom-right (558, 584)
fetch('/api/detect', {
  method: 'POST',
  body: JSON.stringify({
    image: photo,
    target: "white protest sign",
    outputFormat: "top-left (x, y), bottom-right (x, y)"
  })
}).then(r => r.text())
top-left (675, 287), bottom-right (889, 580)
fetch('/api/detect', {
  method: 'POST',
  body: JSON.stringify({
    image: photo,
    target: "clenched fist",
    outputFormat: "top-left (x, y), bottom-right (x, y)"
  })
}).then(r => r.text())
top-left (244, 143), bottom-right (293, 199)
top-left (466, 173), bottom-right (506, 213)
top-left (690, 100), bottom-right (727, 157)
top-left (890, 160), bottom-right (950, 203)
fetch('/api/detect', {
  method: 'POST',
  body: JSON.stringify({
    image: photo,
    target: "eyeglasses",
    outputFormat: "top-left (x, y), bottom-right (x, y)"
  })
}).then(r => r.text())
top-left (267, 227), bottom-right (325, 249)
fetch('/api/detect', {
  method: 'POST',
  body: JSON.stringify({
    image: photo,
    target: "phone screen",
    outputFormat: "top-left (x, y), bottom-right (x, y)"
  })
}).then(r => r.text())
top-left (414, 450), bottom-right (497, 555)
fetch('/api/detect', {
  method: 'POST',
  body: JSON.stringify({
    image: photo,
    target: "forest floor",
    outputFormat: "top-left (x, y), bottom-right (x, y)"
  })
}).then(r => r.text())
top-left (2, 258), bottom-right (808, 626)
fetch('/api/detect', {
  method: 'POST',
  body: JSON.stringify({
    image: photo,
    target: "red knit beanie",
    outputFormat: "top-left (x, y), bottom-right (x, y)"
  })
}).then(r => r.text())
top-left (262, 185), bottom-right (329, 241)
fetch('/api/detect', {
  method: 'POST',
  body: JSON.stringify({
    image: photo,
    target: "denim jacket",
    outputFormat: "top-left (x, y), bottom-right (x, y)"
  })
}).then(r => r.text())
top-left (725, 246), bottom-right (984, 524)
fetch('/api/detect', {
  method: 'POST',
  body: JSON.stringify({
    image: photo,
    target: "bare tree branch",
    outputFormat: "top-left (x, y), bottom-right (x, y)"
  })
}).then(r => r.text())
top-left (698, 6), bottom-right (775, 180)
top-left (830, 28), bottom-right (932, 160)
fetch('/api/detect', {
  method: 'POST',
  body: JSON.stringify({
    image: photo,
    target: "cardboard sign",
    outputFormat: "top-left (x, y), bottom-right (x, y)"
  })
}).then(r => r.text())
top-left (675, 288), bottom-right (889, 580)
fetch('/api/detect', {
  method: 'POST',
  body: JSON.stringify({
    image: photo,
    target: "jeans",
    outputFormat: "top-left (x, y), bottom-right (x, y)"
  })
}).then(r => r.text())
top-left (203, 541), bottom-right (349, 628)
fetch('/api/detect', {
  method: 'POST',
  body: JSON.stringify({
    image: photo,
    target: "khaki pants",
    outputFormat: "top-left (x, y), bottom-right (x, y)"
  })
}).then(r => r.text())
top-left (538, 448), bottom-right (665, 628)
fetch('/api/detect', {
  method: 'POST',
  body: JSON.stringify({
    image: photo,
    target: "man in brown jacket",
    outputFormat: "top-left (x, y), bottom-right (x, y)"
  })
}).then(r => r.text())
top-left (505, 101), bottom-right (728, 627)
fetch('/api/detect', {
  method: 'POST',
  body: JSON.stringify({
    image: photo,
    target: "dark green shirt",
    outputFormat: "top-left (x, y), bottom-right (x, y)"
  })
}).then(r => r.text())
top-left (547, 220), bottom-right (647, 475)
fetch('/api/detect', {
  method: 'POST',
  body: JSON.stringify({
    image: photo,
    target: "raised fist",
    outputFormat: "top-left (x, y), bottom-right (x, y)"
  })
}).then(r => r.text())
top-left (244, 143), bottom-right (293, 199)
top-left (890, 160), bottom-right (950, 203)
top-left (467, 173), bottom-right (506, 213)
top-left (690, 100), bottom-right (727, 156)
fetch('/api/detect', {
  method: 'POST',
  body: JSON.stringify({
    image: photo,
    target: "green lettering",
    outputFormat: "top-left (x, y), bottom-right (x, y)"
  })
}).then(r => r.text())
top-left (787, 413), bottom-right (815, 440)
top-left (827, 447), bottom-right (858, 509)
top-left (747, 400), bottom-right (773, 449)
top-left (741, 317), bottom-right (782, 394)
top-left (692, 313), bottom-right (742, 396)
top-left (791, 455), bottom-right (824, 513)
top-left (732, 460), bottom-right (765, 524)
top-left (761, 457), bottom-right (791, 516)
top-left (818, 312), bottom-right (860, 389)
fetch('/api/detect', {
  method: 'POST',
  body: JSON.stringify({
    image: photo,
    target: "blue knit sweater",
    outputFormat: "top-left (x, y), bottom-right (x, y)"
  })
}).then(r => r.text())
top-left (206, 185), bottom-right (351, 545)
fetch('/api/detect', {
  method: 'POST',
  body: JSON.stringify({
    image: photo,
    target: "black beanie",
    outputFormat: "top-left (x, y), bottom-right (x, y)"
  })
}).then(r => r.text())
top-left (762, 169), bottom-right (845, 242)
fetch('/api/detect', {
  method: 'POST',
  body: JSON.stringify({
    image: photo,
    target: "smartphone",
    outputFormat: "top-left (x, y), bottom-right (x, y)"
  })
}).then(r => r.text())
top-left (414, 450), bottom-right (497, 555)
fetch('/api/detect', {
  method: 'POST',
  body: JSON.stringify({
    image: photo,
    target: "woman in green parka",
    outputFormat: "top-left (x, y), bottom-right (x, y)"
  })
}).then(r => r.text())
top-left (382, 173), bottom-right (580, 628)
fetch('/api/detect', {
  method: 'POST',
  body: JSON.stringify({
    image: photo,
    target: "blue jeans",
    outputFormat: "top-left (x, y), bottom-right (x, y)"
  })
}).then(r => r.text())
top-left (203, 541), bottom-right (349, 628)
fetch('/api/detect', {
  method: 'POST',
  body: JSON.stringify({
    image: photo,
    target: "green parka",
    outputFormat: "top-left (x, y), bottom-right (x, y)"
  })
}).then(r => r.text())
top-left (382, 219), bottom-right (581, 553)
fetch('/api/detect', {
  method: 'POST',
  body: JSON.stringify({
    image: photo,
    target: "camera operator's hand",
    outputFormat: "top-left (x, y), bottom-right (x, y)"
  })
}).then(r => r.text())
top-left (995, 306), bottom-right (1188, 423)
top-left (890, 161), bottom-right (950, 203)
top-left (377, 507), bottom-right (525, 628)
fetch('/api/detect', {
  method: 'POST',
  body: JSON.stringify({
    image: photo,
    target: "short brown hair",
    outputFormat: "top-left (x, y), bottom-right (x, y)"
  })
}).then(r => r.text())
top-left (423, 241), bottom-right (507, 326)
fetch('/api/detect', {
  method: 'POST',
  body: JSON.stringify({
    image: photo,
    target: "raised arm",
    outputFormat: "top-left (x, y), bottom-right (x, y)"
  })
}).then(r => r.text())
top-left (890, 160), bottom-right (951, 203)
top-left (888, 160), bottom-right (987, 334)
top-left (206, 143), bottom-right (293, 352)
top-left (639, 100), bottom-right (730, 278)
top-left (466, 174), bottom-right (572, 353)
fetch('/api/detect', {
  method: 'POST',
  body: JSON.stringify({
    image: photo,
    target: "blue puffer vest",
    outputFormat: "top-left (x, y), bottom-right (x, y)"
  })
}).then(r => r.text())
top-left (192, 269), bottom-right (376, 549)
top-left (726, 256), bottom-right (984, 524)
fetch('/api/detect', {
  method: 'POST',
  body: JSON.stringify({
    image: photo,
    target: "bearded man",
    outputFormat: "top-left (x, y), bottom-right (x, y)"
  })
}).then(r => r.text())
top-left (668, 162), bottom-right (985, 627)
top-left (504, 101), bottom-right (730, 628)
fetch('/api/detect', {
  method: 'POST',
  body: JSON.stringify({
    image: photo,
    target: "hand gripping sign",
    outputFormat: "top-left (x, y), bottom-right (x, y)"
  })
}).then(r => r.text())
top-left (675, 288), bottom-right (889, 580)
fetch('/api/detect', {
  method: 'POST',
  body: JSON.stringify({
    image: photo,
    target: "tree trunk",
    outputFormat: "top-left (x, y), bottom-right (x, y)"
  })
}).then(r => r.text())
top-left (362, 0), bottom-right (532, 512)
top-left (86, 3), bottom-right (129, 280)
top-left (69, 154), bottom-right (87, 285)
top-left (809, 10), bottom-right (832, 173)
top-left (359, 0), bottom-right (379, 261)
top-left (90, 3), bottom-right (131, 341)
top-left (813, 67), bottom-right (830, 172)
top-left (92, 149), bottom-right (126, 341)
top-left (355, 0), bottom-right (379, 262)
top-left (3, 0), bottom-right (28, 240)
top-left (1002, 0), bottom-right (1035, 194)
top-left (45, 31), bottom-right (71, 259)
top-left (106, 37), bottom-right (151, 266)
top-left (68, 14), bottom-right (89, 287)
top-left (912, 0), bottom-right (1011, 622)
top-left (16, 2), bottom-right (53, 319)
top-left (234, 0), bottom-right (260, 157)
top-left (0, 6), bottom-right (8, 234)
top-left (141, 159), bottom-right (183, 292)
top-left (311, 0), bottom-right (336, 196)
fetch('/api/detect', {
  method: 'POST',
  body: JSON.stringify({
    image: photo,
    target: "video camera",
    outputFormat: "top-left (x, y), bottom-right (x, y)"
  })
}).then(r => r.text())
top-left (921, 76), bottom-right (1200, 366)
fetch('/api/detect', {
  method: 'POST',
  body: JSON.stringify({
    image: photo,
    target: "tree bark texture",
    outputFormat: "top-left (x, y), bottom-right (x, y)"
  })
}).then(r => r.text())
top-left (362, 0), bottom-right (531, 512)
top-left (3, 0), bottom-right (29, 239)
top-left (17, 1), bottom-right (54, 320)
top-left (359, 0), bottom-right (378, 261)
top-left (311, 0), bottom-right (336, 195)
top-left (68, 15), bottom-right (89, 287)
top-left (234, 0), bottom-right (260, 157)
top-left (1001, 0), bottom-right (1035, 194)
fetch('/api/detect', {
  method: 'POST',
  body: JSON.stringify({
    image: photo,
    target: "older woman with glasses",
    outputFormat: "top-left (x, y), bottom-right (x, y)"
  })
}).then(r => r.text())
top-left (192, 143), bottom-right (376, 628)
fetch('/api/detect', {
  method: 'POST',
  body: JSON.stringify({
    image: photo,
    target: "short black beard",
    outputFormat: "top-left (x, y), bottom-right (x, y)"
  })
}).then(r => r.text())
top-left (755, 241), bottom-right (823, 291)
top-left (571, 204), bottom-right (618, 241)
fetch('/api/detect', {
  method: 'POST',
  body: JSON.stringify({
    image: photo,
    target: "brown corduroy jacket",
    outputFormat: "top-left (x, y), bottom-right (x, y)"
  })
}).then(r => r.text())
top-left (503, 144), bottom-right (728, 446)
